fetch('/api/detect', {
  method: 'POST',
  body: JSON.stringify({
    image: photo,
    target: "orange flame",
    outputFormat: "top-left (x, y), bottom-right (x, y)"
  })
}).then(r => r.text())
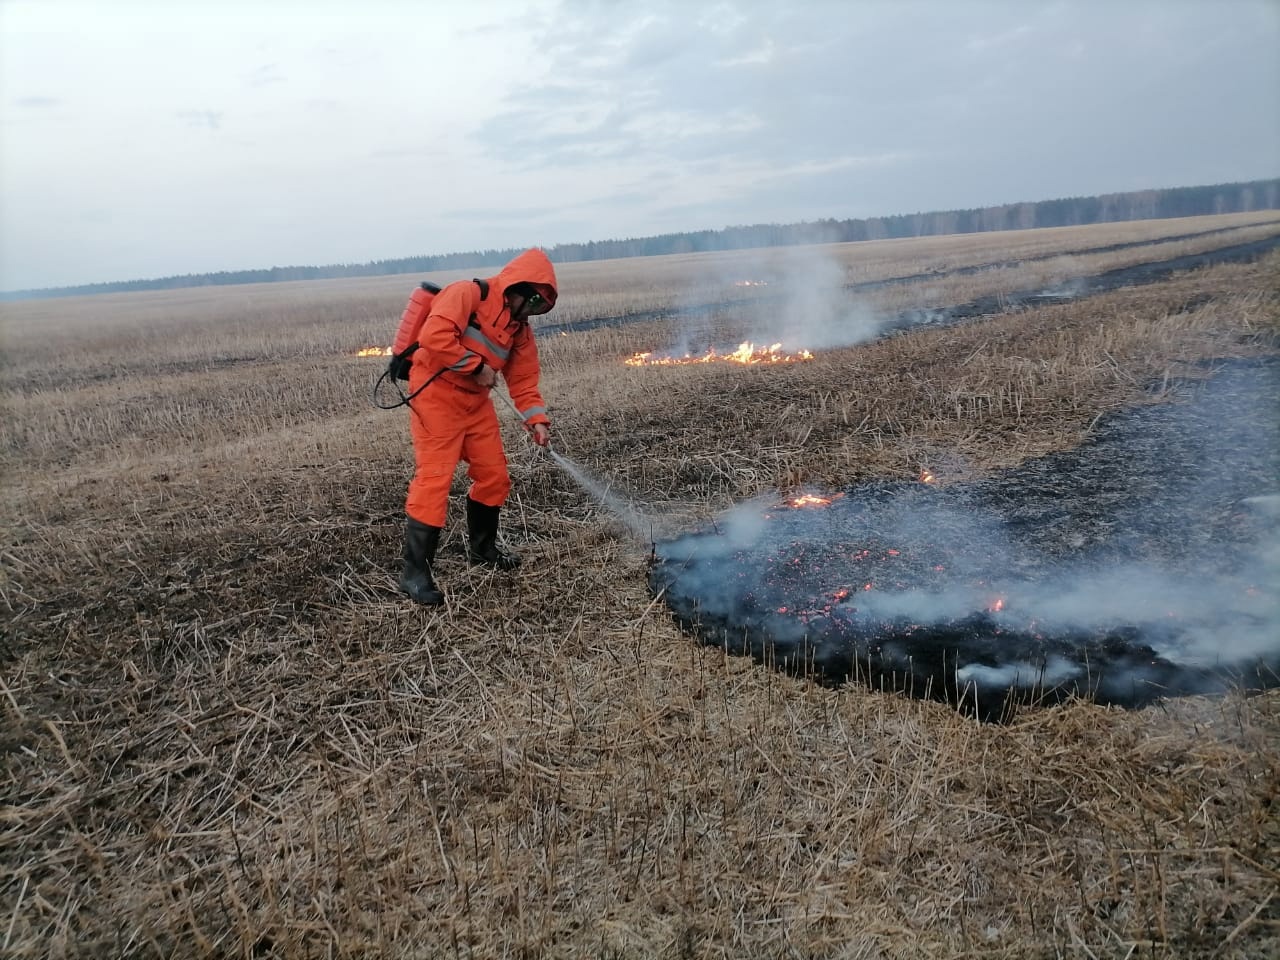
top-left (356, 346), bottom-right (393, 357)
top-left (787, 494), bottom-right (830, 508)
top-left (919, 468), bottom-right (936, 484)
top-left (988, 597), bottom-right (1006, 613)
top-left (625, 341), bottom-right (814, 366)
top-left (783, 492), bottom-right (844, 508)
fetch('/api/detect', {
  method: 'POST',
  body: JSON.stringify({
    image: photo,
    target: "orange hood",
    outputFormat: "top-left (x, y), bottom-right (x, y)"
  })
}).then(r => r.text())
top-left (490, 248), bottom-right (558, 309)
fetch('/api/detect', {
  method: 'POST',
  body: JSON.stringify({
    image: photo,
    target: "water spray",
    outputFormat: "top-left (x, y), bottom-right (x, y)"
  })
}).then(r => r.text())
top-left (492, 388), bottom-right (655, 542)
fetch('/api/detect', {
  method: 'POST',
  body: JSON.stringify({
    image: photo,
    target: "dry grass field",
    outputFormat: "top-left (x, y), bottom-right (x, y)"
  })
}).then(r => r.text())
top-left (3, 212), bottom-right (1279, 958)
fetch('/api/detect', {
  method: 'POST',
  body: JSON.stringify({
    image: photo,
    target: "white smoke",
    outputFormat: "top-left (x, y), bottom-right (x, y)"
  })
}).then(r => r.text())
top-left (657, 489), bottom-right (1280, 689)
top-left (957, 656), bottom-right (1083, 691)
top-left (740, 247), bottom-right (884, 352)
top-left (659, 247), bottom-right (887, 358)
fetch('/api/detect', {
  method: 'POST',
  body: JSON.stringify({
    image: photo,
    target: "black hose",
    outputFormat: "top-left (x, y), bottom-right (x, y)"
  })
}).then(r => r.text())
top-left (371, 358), bottom-right (444, 410)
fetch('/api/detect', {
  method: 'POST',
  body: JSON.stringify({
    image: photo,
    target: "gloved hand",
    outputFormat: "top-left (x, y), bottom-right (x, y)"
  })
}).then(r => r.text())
top-left (388, 354), bottom-right (412, 381)
top-left (531, 423), bottom-right (551, 447)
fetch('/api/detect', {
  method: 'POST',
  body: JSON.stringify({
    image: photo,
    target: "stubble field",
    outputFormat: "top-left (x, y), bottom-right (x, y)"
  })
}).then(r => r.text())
top-left (3, 211), bottom-right (1279, 958)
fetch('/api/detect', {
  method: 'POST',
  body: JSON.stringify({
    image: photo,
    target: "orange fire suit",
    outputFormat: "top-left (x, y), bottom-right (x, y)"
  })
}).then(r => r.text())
top-left (404, 249), bottom-right (556, 528)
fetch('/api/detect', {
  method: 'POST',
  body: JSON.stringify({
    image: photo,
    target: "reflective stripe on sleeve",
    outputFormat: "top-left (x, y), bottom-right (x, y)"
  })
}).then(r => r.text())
top-left (462, 328), bottom-right (511, 362)
top-left (519, 404), bottom-right (546, 422)
top-left (448, 351), bottom-right (480, 372)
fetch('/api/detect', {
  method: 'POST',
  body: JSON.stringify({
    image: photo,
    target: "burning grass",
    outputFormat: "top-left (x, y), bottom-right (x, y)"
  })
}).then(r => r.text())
top-left (2, 220), bottom-right (1279, 957)
top-left (624, 341), bottom-right (815, 366)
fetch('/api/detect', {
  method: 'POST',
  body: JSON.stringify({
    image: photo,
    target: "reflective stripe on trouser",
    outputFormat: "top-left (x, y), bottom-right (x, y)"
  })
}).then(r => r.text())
top-left (405, 381), bottom-right (511, 527)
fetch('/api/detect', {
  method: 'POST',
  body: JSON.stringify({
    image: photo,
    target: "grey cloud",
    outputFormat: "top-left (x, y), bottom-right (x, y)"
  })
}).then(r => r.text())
top-left (482, 3), bottom-right (1026, 170)
top-left (663, 156), bottom-right (931, 225)
top-left (619, 16), bottom-right (699, 69)
top-left (478, 0), bottom-right (1278, 204)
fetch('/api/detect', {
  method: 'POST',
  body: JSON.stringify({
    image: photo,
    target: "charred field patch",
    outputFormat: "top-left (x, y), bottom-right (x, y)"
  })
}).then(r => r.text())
top-left (652, 357), bottom-right (1280, 720)
top-left (2, 215), bottom-right (1280, 958)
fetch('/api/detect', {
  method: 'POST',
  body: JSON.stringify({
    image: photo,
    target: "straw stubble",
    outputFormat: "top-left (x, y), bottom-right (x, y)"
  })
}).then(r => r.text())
top-left (1, 214), bottom-right (1278, 958)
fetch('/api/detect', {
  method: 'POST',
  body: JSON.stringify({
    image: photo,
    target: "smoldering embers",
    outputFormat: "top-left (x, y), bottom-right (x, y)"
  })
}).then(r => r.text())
top-left (650, 359), bottom-right (1280, 715)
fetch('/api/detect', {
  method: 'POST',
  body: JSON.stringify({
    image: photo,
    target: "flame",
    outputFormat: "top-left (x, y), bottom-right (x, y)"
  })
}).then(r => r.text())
top-left (783, 492), bottom-right (844, 508)
top-left (356, 346), bottom-right (393, 357)
top-left (625, 341), bottom-right (814, 366)
top-left (787, 494), bottom-right (831, 508)
top-left (919, 468), bottom-right (936, 484)
top-left (988, 597), bottom-right (1006, 613)
top-left (734, 280), bottom-right (769, 287)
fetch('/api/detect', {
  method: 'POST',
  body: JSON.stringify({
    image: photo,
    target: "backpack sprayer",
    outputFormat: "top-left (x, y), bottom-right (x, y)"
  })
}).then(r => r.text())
top-left (371, 280), bottom-right (449, 410)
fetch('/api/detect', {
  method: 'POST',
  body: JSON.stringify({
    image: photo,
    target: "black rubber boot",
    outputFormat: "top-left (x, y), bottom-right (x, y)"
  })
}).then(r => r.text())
top-left (466, 497), bottom-right (520, 570)
top-left (399, 517), bottom-right (444, 605)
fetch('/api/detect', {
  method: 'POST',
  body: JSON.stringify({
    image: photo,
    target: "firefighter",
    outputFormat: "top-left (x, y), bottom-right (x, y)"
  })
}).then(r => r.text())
top-left (399, 248), bottom-right (556, 606)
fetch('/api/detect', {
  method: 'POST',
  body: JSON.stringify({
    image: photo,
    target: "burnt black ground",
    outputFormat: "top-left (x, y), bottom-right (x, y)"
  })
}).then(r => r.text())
top-left (882, 234), bottom-right (1280, 335)
top-left (818, 218), bottom-right (1280, 295)
top-left (539, 231), bottom-right (1280, 338)
top-left (650, 358), bottom-right (1280, 720)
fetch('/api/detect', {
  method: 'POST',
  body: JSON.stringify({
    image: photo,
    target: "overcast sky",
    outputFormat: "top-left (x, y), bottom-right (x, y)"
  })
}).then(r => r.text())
top-left (1, 0), bottom-right (1276, 291)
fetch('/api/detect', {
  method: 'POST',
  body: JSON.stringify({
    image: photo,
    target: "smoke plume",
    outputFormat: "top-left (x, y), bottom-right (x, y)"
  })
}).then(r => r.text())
top-left (662, 247), bottom-right (886, 359)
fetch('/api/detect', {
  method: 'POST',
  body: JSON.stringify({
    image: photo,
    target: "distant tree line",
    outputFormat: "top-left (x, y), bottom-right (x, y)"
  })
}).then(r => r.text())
top-left (7, 178), bottom-right (1277, 300)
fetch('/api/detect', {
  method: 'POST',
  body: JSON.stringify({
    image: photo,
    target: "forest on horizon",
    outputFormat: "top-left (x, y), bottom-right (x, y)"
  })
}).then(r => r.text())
top-left (5, 177), bottom-right (1277, 301)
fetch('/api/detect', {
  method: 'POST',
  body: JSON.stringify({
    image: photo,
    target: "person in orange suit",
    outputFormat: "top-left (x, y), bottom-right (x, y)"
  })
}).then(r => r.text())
top-left (399, 248), bottom-right (556, 605)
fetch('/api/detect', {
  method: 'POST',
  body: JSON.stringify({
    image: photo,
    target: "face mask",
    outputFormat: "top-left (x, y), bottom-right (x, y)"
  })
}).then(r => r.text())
top-left (522, 290), bottom-right (553, 316)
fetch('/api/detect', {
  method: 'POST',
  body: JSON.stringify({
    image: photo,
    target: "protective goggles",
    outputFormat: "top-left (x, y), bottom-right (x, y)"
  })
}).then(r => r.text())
top-left (522, 289), bottom-right (554, 316)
